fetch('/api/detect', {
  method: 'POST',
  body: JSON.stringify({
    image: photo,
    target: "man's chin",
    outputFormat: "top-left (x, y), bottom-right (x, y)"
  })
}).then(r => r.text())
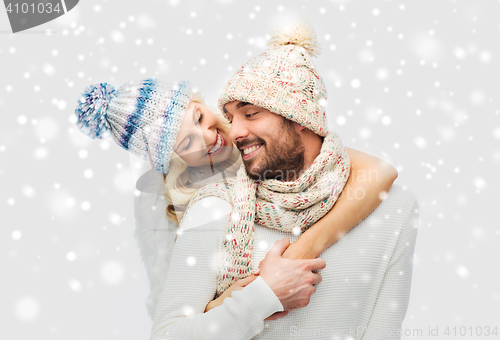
top-left (242, 155), bottom-right (258, 171)
top-left (244, 163), bottom-right (264, 181)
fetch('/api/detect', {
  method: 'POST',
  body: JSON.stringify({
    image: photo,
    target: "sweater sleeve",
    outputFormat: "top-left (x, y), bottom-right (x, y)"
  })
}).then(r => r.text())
top-left (360, 191), bottom-right (419, 340)
top-left (149, 197), bottom-right (284, 340)
top-left (132, 191), bottom-right (178, 320)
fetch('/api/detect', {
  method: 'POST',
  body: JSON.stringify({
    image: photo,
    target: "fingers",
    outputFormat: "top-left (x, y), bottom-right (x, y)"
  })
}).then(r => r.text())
top-left (311, 272), bottom-right (322, 286)
top-left (309, 258), bottom-right (327, 272)
top-left (264, 311), bottom-right (289, 321)
top-left (236, 274), bottom-right (258, 287)
top-left (266, 237), bottom-right (290, 258)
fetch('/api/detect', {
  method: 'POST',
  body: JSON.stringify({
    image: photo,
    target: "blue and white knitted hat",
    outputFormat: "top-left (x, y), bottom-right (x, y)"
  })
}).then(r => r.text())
top-left (75, 78), bottom-right (193, 174)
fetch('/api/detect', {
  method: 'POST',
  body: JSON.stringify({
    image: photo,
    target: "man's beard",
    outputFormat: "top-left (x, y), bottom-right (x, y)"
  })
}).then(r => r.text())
top-left (237, 119), bottom-right (305, 182)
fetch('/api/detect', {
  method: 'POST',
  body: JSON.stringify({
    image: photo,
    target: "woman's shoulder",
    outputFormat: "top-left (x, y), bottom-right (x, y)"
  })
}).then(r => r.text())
top-left (178, 196), bottom-right (231, 254)
top-left (181, 196), bottom-right (232, 231)
top-left (185, 176), bottom-right (236, 213)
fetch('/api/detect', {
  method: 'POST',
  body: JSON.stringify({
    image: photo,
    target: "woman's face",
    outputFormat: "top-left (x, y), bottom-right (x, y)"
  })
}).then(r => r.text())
top-left (173, 101), bottom-right (233, 168)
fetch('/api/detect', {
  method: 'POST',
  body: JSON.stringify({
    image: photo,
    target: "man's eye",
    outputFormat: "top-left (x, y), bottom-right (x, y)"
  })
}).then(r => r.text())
top-left (245, 113), bottom-right (257, 118)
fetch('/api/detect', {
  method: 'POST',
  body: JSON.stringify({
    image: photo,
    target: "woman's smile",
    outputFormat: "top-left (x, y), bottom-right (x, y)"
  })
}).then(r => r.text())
top-left (173, 101), bottom-right (234, 167)
top-left (206, 128), bottom-right (225, 157)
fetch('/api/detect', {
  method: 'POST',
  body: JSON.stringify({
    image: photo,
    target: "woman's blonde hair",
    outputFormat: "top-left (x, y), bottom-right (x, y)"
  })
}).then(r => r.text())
top-left (164, 92), bottom-right (241, 223)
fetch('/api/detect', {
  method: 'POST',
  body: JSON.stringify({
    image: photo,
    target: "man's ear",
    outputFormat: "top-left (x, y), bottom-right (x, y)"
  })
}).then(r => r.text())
top-left (294, 121), bottom-right (305, 132)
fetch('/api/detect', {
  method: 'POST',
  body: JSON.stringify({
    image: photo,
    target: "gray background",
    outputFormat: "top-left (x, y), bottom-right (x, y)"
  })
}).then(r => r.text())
top-left (1, 0), bottom-right (499, 339)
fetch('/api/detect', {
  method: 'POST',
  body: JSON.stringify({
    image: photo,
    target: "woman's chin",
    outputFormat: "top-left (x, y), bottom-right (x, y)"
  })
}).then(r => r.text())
top-left (186, 145), bottom-right (234, 169)
top-left (197, 146), bottom-right (231, 167)
top-left (211, 146), bottom-right (233, 164)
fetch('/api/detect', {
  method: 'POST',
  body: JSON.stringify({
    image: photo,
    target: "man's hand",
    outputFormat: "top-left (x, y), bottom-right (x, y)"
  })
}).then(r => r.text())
top-left (258, 237), bottom-right (326, 311)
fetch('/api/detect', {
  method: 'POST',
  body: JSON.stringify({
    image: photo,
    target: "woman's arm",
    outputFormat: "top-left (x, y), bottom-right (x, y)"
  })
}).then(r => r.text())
top-left (133, 191), bottom-right (178, 320)
top-left (206, 147), bottom-right (398, 311)
top-left (282, 147), bottom-right (398, 259)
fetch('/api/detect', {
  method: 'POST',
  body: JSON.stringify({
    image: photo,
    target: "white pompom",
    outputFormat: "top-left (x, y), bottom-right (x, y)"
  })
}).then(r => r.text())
top-left (268, 19), bottom-right (322, 58)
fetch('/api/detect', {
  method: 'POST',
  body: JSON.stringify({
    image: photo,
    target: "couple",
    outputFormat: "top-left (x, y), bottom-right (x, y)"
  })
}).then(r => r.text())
top-left (75, 20), bottom-right (418, 339)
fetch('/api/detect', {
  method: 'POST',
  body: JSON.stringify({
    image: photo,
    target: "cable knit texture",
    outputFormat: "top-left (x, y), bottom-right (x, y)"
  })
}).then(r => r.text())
top-left (150, 184), bottom-right (419, 340)
top-left (185, 131), bottom-right (350, 298)
top-left (75, 78), bottom-right (193, 174)
top-left (218, 19), bottom-right (329, 137)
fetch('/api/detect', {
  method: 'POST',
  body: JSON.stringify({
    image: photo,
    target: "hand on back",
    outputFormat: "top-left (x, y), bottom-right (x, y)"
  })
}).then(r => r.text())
top-left (258, 237), bottom-right (326, 311)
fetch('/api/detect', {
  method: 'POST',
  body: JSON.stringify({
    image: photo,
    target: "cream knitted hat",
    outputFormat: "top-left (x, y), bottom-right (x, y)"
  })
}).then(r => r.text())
top-left (218, 19), bottom-right (328, 137)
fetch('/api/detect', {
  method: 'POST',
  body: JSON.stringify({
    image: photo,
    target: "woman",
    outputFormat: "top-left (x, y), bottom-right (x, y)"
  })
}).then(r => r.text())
top-left (74, 78), bottom-right (397, 320)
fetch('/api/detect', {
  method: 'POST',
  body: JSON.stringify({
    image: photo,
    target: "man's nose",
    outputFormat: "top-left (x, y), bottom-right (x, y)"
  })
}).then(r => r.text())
top-left (229, 116), bottom-right (249, 143)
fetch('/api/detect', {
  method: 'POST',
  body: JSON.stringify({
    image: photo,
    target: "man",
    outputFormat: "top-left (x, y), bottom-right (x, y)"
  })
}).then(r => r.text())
top-left (150, 21), bottom-right (418, 340)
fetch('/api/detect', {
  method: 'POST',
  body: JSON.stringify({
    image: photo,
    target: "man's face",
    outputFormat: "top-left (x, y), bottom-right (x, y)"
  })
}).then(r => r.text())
top-left (224, 101), bottom-right (305, 181)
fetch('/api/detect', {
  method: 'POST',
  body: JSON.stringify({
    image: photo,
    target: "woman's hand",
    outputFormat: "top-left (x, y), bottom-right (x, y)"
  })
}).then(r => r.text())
top-left (204, 275), bottom-right (258, 312)
top-left (281, 233), bottom-right (318, 260)
top-left (204, 272), bottom-right (290, 321)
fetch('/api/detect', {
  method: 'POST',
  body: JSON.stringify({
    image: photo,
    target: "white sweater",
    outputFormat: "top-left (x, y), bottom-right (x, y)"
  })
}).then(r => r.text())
top-left (133, 190), bottom-right (178, 319)
top-left (150, 184), bottom-right (419, 340)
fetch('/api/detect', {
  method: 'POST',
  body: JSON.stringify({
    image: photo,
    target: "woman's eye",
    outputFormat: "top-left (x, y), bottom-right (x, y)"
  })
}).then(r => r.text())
top-left (196, 111), bottom-right (204, 125)
top-left (183, 137), bottom-right (192, 151)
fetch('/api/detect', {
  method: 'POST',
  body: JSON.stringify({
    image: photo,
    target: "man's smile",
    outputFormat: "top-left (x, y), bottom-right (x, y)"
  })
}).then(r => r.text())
top-left (240, 143), bottom-right (263, 160)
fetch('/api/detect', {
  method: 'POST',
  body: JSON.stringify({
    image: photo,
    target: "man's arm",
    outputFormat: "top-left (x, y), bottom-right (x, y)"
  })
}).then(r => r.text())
top-left (360, 191), bottom-right (419, 340)
top-left (149, 197), bottom-right (283, 340)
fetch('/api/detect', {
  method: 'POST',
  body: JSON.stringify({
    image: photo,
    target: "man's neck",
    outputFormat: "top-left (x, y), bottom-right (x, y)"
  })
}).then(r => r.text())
top-left (302, 132), bottom-right (323, 169)
top-left (284, 133), bottom-right (323, 182)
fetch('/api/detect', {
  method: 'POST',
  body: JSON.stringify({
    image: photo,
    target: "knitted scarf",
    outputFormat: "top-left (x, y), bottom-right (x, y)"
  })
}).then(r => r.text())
top-left (184, 131), bottom-right (350, 297)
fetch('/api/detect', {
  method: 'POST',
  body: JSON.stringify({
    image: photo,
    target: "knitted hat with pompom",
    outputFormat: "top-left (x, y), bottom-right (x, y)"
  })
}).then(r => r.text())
top-left (218, 19), bottom-right (328, 137)
top-left (74, 78), bottom-right (193, 174)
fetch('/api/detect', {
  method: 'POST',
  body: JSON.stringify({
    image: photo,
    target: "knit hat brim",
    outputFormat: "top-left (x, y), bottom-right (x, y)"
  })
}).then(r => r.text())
top-left (218, 64), bottom-right (328, 137)
top-left (147, 81), bottom-right (193, 174)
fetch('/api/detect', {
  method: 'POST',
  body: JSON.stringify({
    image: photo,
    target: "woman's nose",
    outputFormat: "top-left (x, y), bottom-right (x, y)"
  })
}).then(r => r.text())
top-left (202, 128), bottom-right (216, 149)
top-left (200, 114), bottom-right (218, 149)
